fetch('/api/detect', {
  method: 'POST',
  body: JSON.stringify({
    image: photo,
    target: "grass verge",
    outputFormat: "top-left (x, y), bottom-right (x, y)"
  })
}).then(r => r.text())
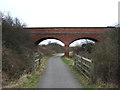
top-left (3, 55), bottom-right (53, 88)
top-left (61, 56), bottom-right (98, 88)
top-left (61, 56), bottom-right (118, 88)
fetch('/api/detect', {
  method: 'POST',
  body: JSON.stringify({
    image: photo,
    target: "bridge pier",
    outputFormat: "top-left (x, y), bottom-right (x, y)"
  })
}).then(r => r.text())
top-left (64, 44), bottom-right (69, 57)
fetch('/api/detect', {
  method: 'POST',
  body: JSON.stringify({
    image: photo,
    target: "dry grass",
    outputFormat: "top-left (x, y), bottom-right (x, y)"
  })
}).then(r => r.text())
top-left (3, 74), bottom-right (30, 88)
top-left (3, 55), bottom-right (51, 88)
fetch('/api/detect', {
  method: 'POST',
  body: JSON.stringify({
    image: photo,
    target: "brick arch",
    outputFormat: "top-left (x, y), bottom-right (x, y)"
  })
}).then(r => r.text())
top-left (34, 37), bottom-right (65, 46)
top-left (33, 35), bottom-right (70, 56)
top-left (25, 27), bottom-right (114, 57)
top-left (69, 37), bottom-right (99, 45)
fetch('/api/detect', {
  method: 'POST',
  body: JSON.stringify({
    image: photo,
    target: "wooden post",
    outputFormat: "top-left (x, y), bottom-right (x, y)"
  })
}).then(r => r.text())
top-left (74, 55), bottom-right (77, 66)
top-left (80, 57), bottom-right (83, 71)
top-left (90, 60), bottom-right (96, 84)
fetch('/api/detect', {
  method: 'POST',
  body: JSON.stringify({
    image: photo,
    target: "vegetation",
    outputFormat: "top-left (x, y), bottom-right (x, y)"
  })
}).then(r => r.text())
top-left (2, 12), bottom-right (34, 86)
top-left (39, 42), bottom-right (64, 54)
top-left (91, 28), bottom-right (119, 87)
top-left (3, 55), bottom-right (51, 88)
top-left (61, 56), bottom-right (74, 67)
top-left (61, 56), bottom-right (95, 88)
top-left (61, 56), bottom-right (118, 88)
top-left (2, 12), bottom-right (64, 87)
top-left (71, 28), bottom-right (119, 88)
top-left (2, 12), bottom-right (119, 88)
top-left (71, 42), bottom-right (94, 58)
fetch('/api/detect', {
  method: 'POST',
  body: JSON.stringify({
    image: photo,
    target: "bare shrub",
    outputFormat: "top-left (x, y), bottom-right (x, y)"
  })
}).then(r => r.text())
top-left (2, 12), bottom-right (34, 85)
top-left (91, 28), bottom-right (119, 87)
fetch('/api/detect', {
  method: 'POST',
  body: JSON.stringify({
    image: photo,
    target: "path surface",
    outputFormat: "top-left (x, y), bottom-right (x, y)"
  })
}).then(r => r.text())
top-left (36, 54), bottom-right (82, 88)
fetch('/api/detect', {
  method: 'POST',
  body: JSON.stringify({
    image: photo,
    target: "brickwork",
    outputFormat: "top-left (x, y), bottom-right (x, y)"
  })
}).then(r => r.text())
top-left (25, 27), bottom-right (114, 56)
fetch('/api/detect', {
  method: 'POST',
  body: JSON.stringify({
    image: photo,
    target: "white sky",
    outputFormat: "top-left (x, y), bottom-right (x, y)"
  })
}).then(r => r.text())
top-left (39, 39), bottom-right (65, 46)
top-left (39, 39), bottom-right (95, 47)
top-left (0, 0), bottom-right (119, 46)
top-left (0, 0), bottom-right (119, 27)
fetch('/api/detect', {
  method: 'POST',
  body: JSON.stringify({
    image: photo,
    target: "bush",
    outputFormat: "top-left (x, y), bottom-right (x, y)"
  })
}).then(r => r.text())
top-left (2, 14), bottom-right (32, 52)
top-left (71, 42), bottom-right (94, 57)
top-left (91, 28), bottom-right (119, 86)
top-left (2, 12), bottom-right (34, 85)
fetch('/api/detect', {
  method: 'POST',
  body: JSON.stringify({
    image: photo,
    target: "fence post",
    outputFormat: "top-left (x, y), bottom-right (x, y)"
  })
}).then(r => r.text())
top-left (74, 54), bottom-right (95, 82)
top-left (90, 60), bottom-right (95, 84)
top-left (80, 57), bottom-right (83, 71)
top-left (74, 55), bottom-right (77, 66)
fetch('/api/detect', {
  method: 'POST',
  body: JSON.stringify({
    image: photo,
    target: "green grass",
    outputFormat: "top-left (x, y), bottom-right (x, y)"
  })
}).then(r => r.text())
top-left (20, 73), bottom-right (40, 88)
top-left (61, 56), bottom-right (118, 88)
top-left (20, 55), bottom-right (53, 88)
top-left (62, 56), bottom-right (116, 89)
top-left (61, 56), bottom-right (74, 67)
top-left (61, 56), bottom-right (97, 88)
top-left (4, 55), bottom-right (53, 88)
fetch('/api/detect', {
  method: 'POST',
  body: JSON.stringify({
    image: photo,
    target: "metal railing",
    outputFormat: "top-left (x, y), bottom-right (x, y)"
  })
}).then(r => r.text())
top-left (74, 54), bottom-right (94, 82)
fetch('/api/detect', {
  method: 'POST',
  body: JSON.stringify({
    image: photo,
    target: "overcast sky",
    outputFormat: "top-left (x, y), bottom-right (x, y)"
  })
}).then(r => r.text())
top-left (0, 0), bottom-right (119, 46)
top-left (0, 0), bottom-right (119, 27)
top-left (39, 39), bottom-right (95, 47)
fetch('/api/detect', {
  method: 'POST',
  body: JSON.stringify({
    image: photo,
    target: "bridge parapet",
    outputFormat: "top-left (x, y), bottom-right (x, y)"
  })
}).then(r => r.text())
top-left (27, 27), bottom-right (108, 34)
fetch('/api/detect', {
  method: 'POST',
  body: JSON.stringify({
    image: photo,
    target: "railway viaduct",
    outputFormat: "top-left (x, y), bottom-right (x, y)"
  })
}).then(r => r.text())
top-left (25, 27), bottom-right (113, 56)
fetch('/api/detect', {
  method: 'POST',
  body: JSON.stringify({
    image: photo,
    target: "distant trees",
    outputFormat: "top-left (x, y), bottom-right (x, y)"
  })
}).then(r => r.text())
top-left (46, 43), bottom-right (64, 53)
top-left (72, 41), bottom-right (94, 57)
top-left (39, 42), bottom-right (64, 55)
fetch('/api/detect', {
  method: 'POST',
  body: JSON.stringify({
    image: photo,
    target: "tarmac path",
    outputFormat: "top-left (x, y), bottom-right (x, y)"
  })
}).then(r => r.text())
top-left (36, 54), bottom-right (82, 88)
